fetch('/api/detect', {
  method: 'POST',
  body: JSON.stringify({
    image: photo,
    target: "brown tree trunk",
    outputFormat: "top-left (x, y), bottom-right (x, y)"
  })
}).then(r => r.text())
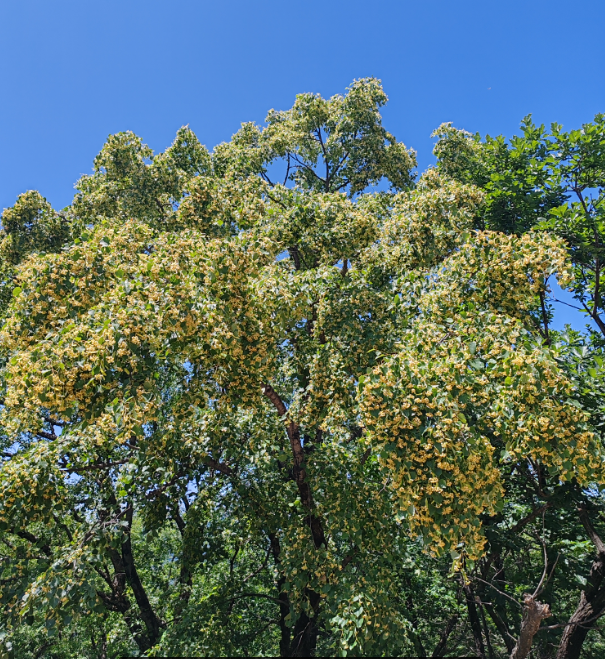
top-left (510, 594), bottom-right (550, 659)
top-left (290, 590), bottom-right (320, 657)
top-left (263, 384), bottom-right (327, 657)
top-left (121, 508), bottom-right (164, 651)
top-left (556, 507), bottom-right (605, 659)
top-left (431, 613), bottom-right (459, 657)
top-left (557, 590), bottom-right (605, 659)
top-left (262, 384), bottom-right (326, 549)
top-left (172, 510), bottom-right (193, 618)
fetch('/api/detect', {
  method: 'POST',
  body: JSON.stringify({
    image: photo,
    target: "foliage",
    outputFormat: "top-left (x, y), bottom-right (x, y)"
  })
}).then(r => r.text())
top-left (1, 78), bottom-right (605, 658)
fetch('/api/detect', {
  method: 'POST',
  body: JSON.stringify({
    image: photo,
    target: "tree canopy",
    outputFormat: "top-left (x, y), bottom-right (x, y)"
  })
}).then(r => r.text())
top-left (1, 79), bottom-right (605, 658)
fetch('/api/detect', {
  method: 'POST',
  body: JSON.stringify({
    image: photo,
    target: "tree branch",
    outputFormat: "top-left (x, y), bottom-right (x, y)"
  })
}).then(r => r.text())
top-left (431, 613), bottom-right (459, 657)
top-left (12, 529), bottom-right (52, 557)
top-left (120, 507), bottom-right (165, 648)
top-left (261, 383), bottom-right (326, 548)
top-left (579, 506), bottom-right (605, 556)
top-left (539, 290), bottom-right (550, 344)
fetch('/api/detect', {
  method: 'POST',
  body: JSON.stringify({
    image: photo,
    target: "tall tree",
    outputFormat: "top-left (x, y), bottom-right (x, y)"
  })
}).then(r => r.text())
top-left (1, 80), bottom-right (604, 658)
top-left (433, 112), bottom-right (605, 659)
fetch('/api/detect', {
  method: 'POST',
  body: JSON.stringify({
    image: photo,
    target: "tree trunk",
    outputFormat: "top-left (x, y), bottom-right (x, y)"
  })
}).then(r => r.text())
top-left (277, 577), bottom-right (292, 658)
top-left (557, 506), bottom-right (605, 659)
top-left (557, 590), bottom-right (605, 659)
top-left (463, 582), bottom-right (487, 659)
top-left (97, 548), bottom-right (151, 654)
top-left (484, 602), bottom-right (515, 654)
top-left (290, 590), bottom-right (320, 657)
top-left (121, 509), bottom-right (164, 651)
top-left (480, 602), bottom-right (495, 659)
top-left (269, 533), bottom-right (292, 657)
top-left (510, 594), bottom-right (550, 659)
top-left (483, 554), bottom-right (516, 653)
top-left (263, 384), bottom-right (327, 657)
top-left (431, 614), bottom-right (459, 657)
top-left (172, 510), bottom-right (193, 618)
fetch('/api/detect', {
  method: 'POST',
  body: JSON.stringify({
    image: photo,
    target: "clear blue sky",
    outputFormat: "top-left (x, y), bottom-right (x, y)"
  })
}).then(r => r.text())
top-left (1, 0), bottom-right (604, 329)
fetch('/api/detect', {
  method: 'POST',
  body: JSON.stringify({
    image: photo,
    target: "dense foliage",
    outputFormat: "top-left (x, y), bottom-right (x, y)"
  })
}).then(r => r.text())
top-left (1, 79), bottom-right (605, 658)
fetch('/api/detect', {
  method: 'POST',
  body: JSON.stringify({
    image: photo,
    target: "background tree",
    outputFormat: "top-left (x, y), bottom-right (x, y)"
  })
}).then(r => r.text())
top-left (432, 111), bottom-right (605, 658)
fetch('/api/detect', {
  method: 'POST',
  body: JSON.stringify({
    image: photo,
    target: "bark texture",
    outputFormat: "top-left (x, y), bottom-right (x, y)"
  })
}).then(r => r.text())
top-left (510, 594), bottom-right (550, 659)
top-left (263, 384), bottom-right (326, 656)
top-left (556, 507), bottom-right (605, 659)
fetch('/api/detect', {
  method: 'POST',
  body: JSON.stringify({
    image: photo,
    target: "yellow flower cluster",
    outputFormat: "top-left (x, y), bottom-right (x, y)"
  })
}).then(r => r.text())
top-left (359, 230), bottom-right (601, 558)
top-left (0, 443), bottom-right (64, 530)
top-left (421, 230), bottom-right (573, 320)
top-left (361, 169), bottom-right (484, 274)
top-left (1, 220), bottom-right (275, 442)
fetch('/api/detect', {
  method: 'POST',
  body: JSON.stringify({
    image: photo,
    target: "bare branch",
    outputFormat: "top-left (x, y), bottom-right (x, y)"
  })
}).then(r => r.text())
top-left (242, 545), bottom-right (272, 584)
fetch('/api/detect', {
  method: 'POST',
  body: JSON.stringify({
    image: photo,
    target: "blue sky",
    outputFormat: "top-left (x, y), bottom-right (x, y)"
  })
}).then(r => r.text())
top-left (1, 0), bottom-right (604, 329)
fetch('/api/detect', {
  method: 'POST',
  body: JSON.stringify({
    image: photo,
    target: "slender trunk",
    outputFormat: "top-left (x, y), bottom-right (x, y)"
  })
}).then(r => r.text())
top-left (270, 533), bottom-right (292, 657)
top-left (484, 602), bottom-right (515, 653)
top-left (262, 384), bottom-right (325, 550)
top-left (463, 582), bottom-right (487, 659)
top-left (121, 536), bottom-right (163, 650)
top-left (510, 594), bottom-right (550, 659)
top-left (409, 628), bottom-right (427, 657)
top-left (97, 549), bottom-right (149, 654)
top-left (173, 510), bottom-right (193, 618)
top-left (276, 576), bottom-right (292, 657)
top-left (487, 555), bottom-right (516, 653)
top-left (263, 384), bottom-right (327, 656)
top-left (288, 246), bottom-right (301, 270)
top-left (539, 289), bottom-right (550, 345)
top-left (476, 550), bottom-right (520, 654)
top-left (121, 509), bottom-right (164, 651)
top-left (480, 603), bottom-right (495, 659)
top-left (431, 613), bottom-right (459, 657)
top-left (96, 497), bottom-right (162, 653)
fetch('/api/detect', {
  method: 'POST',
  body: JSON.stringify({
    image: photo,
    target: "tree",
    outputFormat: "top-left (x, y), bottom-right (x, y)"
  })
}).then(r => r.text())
top-left (433, 112), bottom-right (605, 658)
top-left (1, 79), bottom-right (604, 658)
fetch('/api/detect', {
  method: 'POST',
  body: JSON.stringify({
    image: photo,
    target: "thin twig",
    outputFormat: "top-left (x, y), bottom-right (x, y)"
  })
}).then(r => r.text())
top-left (474, 577), bottom-right (522, 608)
